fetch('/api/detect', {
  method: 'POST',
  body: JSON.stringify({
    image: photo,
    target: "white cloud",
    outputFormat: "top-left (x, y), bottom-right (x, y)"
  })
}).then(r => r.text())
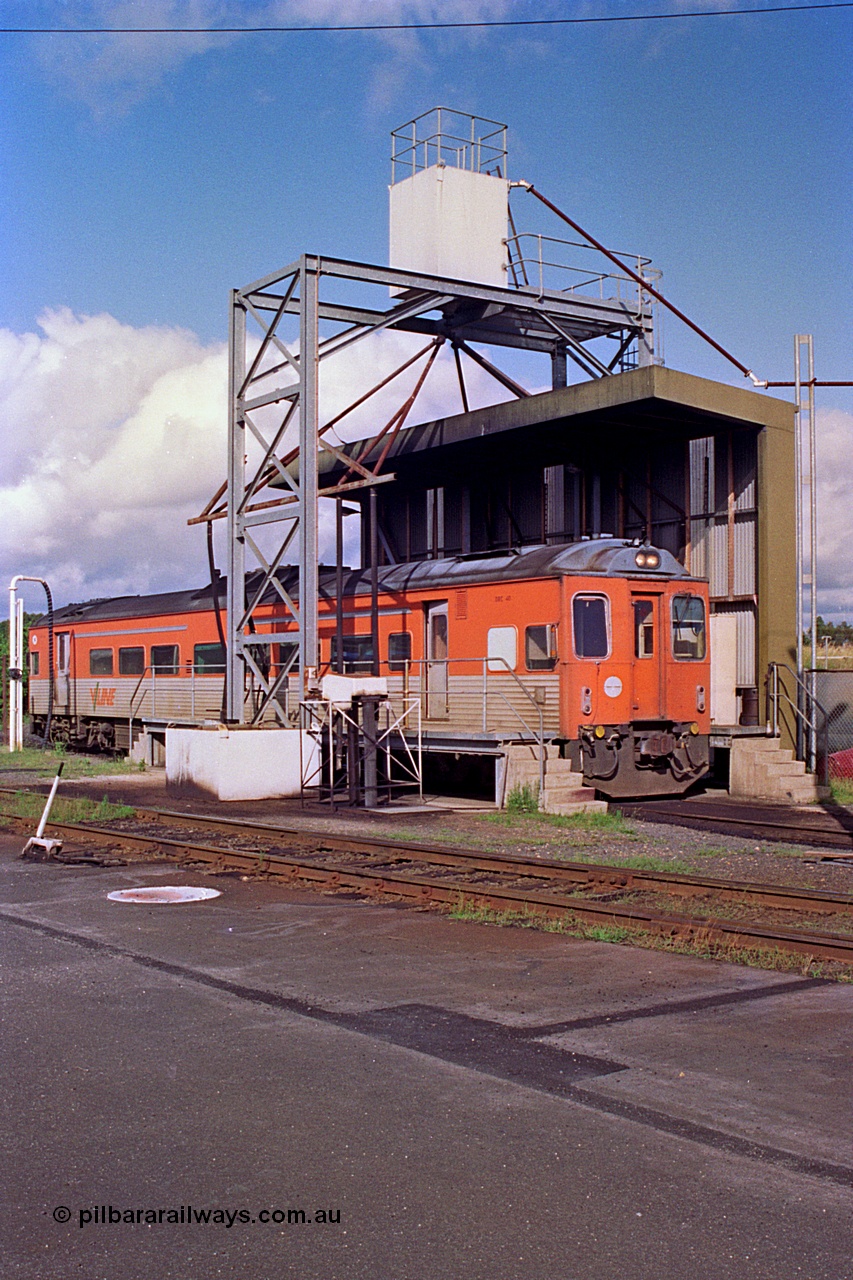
top-left (0, 308), bottom-right (511, 611)
top-left (32, 0), bottom-right (515, 116)
top-left (0, 309), bottom-right (227, 606)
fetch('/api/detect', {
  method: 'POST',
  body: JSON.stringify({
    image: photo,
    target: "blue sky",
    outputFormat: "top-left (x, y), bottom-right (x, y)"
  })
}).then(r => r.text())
top-left (0, 0), bottom-right (851, 614)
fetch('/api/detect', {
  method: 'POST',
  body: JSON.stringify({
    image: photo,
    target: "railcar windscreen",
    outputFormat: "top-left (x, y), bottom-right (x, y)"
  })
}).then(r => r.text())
top-left (572, 595), bottom-right (610, 658)
top-left (671, 595), bottom-right (706, 660)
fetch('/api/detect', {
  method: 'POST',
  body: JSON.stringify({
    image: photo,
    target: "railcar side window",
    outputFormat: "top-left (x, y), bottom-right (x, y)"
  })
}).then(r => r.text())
top-left (29, 651), bottom-right (40, 676)
top-left (525, 625), bottom-right (557, 671)
top-left (151, 644), bottom-right (179, 674)
top-left (487, 626), bottom-right (517, 673)
top-left (275, 642), bottom-right (298, 674)
top-left (671, 595), bottom-right (706, 660)
top-left (388, 632), bottom-right (412, 671)
top-left (118, 647), bottom-right (145, 676)
top-left (89, 648), bottom-right (114, 676)
top-left (193, 643), bottom-right (226, 673)
top-left (633, 602), bottom-right (655, 658)
top-left (330, 634), bottom-right (375, 674)
top-left (572, 595), bottom-right (610, 658)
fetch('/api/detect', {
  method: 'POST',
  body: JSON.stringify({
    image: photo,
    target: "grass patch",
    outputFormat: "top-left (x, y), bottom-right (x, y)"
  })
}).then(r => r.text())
top-left (0, 746), bottom-right (142, 779)
top-left (483, 808), bottom-right (636, 837)
top-left (505, 783), bottom-right (539, 814)
top-left (0, 790), bottom-right (134, 824)
top-left (830, 778), bottom-right (853, 806)
top-left (444, 894), bottom-right (852, 980)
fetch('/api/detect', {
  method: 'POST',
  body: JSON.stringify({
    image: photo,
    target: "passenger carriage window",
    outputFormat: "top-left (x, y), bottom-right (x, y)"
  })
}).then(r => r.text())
top-left (193, 643), bottom-right (226, 673)
top-left (525, 625), bottom-right (557, 671)
top-left (633, 602), bottom-right (655, 658)
top-left (487, 626), bottom-right (517, 673)
top-left (275, 642), bottom-right (298, 674)
top-left (29, 651), bottom-right (40, 676)
top-left (151, 644), bottom-right (179, 675)
top-left (671, 595), bottom-right (706, 660)
top-left (388, 632), bottom-right (412, 671)
top-left (89, 648), bottom-right (114, 676)
top-left (572, 595), bottom-right (610, 659)
top-left (330, 635), bottom-right (374, 674)
top-left (118, 647), bottom-right (145, 676)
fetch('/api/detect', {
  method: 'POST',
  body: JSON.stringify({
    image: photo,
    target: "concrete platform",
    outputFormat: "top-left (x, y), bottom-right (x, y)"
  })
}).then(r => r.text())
top-left (1, 834), bottom-right (850, 1279)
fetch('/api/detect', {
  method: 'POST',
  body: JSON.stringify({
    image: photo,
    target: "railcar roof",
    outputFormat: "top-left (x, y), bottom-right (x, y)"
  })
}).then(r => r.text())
top-left (354, 539), bottom-right (694, 594)
top-left (31, 540), bottom-right (698, 627)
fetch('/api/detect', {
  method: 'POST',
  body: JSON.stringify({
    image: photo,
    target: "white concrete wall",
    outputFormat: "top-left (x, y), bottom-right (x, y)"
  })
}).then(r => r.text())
top-left (166, 727), bottom-right (319, 801)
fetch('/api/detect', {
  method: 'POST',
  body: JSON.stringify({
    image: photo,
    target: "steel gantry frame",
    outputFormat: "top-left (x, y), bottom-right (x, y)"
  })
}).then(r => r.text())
top-left (197, 251), bottom-right (655, 724)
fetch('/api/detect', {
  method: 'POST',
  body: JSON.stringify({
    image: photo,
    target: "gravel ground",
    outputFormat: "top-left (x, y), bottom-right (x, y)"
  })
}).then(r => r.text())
top-left (2, 766), bottom-right (851, 896)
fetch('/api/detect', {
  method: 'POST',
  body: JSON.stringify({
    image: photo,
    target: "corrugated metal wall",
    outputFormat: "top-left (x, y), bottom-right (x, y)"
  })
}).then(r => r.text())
top-left (689, 432), bottom-right (758, 689)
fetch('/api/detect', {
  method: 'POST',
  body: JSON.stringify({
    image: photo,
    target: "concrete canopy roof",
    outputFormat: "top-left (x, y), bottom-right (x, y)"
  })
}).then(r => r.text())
top-left (325, 365), bottom-right (795, 482)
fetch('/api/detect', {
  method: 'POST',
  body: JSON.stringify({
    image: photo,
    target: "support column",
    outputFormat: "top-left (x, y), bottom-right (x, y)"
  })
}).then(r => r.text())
top-left (299, 256), bottom-right (320, 698)
top-left (226, 292), bottom-right (247, 723)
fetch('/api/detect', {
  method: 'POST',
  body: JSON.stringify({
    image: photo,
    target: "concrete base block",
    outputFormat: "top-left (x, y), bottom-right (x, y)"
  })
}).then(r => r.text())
top-left (166, 726), bottom-right (320, 801)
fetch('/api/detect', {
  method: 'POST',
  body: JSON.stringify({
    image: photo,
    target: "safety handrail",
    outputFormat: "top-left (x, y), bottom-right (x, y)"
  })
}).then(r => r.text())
top-left (766, 662), bottom-right (830, 787)
top-left (364, 655), bottom-right (547, 798)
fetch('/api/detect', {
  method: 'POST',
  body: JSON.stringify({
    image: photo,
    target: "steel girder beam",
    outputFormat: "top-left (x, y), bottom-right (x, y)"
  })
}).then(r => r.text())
top-left (225, 254), bottom-right (654, 722)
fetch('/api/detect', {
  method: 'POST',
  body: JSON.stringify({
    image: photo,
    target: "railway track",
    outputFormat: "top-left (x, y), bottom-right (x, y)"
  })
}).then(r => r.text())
top-left (621, 797), bottom-right (853, 856)
top-left (3, 800), bottom-right (853, 966)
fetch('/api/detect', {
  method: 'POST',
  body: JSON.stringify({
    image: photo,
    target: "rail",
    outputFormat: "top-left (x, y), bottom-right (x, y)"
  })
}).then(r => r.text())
top-left (766, 662), bottom-right (830, 786)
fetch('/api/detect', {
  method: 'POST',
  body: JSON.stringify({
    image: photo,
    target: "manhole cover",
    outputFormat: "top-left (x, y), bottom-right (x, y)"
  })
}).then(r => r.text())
top-left (107, 886), bottom-right (221, 905)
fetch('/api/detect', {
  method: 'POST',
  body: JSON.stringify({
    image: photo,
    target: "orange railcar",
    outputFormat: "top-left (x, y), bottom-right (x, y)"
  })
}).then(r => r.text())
top-left (28, 539), bottom-right (710, 796)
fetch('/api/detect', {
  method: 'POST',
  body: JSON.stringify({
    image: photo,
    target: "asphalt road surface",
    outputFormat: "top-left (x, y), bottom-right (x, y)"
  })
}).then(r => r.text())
top-left (2, 836), bottom-right (850, 1279)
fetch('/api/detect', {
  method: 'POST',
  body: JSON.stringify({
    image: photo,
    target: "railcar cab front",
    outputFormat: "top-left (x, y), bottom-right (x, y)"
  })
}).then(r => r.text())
top-left (557, 540), bottom-right (711, 798)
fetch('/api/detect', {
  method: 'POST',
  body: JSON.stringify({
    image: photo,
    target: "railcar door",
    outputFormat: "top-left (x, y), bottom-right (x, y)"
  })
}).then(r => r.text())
top-left (56, 631), bottom-right (71, 714)
top-left (424, 600), bottom-right (449, 718)
top-left (630, 593), bottom-right (664, 719)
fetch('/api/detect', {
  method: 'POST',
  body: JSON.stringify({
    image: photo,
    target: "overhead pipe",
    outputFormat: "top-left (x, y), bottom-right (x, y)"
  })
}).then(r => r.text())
top-left (513, 180), bottom-right (768, 387)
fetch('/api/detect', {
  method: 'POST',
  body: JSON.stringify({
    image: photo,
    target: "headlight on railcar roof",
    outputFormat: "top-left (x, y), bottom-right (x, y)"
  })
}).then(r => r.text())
top-left (635, 550), bottom-right (661, 569)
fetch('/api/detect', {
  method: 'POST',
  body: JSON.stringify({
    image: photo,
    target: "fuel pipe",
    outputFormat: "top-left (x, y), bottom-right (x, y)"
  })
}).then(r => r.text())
top-left (514, 181), bottom-right (853, 390)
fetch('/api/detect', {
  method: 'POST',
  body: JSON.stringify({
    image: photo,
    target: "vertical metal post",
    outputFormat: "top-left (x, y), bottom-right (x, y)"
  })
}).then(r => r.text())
top-left (17, 598), bottom-right (24, 747)
top-left (8, 586), bottom-right (19, 752)
top-left (370, 486), bottom-right (379, 677)
top-left (363, 697), bottom-right (378, 808)
top-left (226, 292), bottom-right (247, 723)
top-left (335, 498), bottom-right (344, 673)
top-left (807, 342), bottom-right (818, 774)
top-left (795, 334), bottom-right (816, 768)
top-left (8, 583), bottom-right (18, 747)
top-left (299, 256), bottom-right (320, 699)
